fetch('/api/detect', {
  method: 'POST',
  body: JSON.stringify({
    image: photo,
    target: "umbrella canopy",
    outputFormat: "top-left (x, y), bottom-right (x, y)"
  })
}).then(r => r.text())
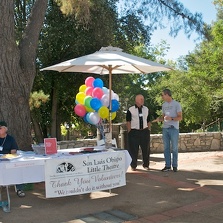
top-left (41, 46), bottom-right (172, 143)
top-left (41, 46), bottom-right (172, 74)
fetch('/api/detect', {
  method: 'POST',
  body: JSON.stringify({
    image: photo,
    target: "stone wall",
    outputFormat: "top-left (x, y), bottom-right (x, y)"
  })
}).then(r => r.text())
top-left (151, 132), bottom-right (223, 153)
top-left (58, 132), bottom-right (223, 153)
top-left (58, 139), bottom-right (96, 149)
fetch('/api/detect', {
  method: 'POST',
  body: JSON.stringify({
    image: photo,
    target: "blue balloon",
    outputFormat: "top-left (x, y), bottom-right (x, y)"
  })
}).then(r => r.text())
top-left (102, 87), bottom-right (109, 94)
top-left (90, 98), bottom-right (102, 111)
top-left (85, 113), bottom-right (93, 124)
top-left (83, 113), bottom-right (88, 123)
top-left (111, 99), bottom-right (120, 112)
top-left (93, 78), bottom-right (104, 88)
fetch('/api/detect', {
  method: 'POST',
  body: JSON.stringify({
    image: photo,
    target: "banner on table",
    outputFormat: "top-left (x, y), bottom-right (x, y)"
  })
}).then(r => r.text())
top-left (44, 151), bottom-right (126, 198)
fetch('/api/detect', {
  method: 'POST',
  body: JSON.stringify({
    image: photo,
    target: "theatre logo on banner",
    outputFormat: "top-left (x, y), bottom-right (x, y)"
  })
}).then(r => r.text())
top-left (44, 151), bottom-right (126, 198)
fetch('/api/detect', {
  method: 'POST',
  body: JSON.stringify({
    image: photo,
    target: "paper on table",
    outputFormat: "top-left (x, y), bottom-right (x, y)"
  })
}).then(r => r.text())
top-left (0, 154), bottom-right (21, 161)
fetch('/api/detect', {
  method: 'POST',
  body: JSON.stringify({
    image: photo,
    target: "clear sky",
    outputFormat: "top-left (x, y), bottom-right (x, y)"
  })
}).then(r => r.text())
top-left (150, 0), bottom-right (217, 60)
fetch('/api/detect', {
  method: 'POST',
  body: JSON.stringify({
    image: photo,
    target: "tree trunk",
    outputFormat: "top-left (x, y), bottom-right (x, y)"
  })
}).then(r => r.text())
top-left (31, 115), bottom-right (44, 144)
top-left (0, 0), bottom-right (48, 150)
top-left (56, 115), bottom-right (62, 141)
top-left (50, 85), bottom-right (58, 138)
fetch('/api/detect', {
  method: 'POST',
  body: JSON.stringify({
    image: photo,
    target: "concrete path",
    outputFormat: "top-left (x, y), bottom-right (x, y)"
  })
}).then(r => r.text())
top-left (0, 151), bottom-right (223, 223)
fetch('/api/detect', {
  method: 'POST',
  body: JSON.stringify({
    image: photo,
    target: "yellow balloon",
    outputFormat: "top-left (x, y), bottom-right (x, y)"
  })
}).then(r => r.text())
top-left (85, 106), bottom-right (94, 112)
top-left (106, 112), bottom-right (116, 120)
top-left (76, 92), bottom-right (86, 105)
top-left (111, 112), bottom-right (117, 120)
top-left (79, 84), bottom-right (87, 92)
top-left (98, 106), bottom-right (109, 119)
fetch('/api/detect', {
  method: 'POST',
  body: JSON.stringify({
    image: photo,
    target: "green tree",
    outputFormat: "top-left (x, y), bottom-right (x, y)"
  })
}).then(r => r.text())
top-left (30, 90), bottom-right (50, 143)
top-left (36, 1), bottom-right (166, 139)
top-left (0, 0), bottom-right (206, 149)
top-left (185, 20), bottom-right (223, 129)
top-left (119, 0), bottom-right (205, 38)
top-left (36, 0), bottom-right (121, 140)
top-left (151, 3), bottom-right (223, 132)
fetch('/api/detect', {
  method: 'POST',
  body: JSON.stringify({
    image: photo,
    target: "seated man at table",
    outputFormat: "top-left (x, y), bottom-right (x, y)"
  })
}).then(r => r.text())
top-left (0, 121), bottom-right (25, 198)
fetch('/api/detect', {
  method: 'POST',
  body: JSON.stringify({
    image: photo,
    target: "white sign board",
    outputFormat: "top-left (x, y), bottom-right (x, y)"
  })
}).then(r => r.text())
top-left (44, 151), bottom-right (126, 198)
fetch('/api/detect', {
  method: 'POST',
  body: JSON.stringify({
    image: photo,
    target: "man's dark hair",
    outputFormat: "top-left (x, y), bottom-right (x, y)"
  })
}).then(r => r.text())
top-left (163, 89), bottom-right (172, 96)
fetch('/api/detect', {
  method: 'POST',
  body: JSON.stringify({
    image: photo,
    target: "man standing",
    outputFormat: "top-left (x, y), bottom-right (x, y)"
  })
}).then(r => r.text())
top-left (126, 94), bottom-right (151, 171)
top-left (153, 89), bottom-right (182, 172)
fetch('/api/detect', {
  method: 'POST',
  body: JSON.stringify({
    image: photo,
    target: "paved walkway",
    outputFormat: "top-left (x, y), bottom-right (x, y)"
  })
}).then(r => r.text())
top-left (1, 151), bottom-right (223, 223)
top-left (126, 151), bottom-right (223, 223)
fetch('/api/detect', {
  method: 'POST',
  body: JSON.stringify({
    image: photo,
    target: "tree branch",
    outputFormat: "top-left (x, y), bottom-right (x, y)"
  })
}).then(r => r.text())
top-left (19, 0), bottom-right (48, 72)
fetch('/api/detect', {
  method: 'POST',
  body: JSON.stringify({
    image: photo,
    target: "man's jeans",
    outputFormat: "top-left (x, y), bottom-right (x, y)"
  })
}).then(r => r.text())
top-left (162, 127), bottom-right (179, 167)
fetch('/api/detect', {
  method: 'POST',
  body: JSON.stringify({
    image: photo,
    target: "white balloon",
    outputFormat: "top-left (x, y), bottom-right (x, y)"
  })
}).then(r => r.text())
top-left (101, 94), bottom-right (110, 107)
top-left (105, 90), bottom-right (114, 99)
top-left (89, 112), bottom-right (100, 125)
top-left (112, 93), bottom-right (119, 101)
top-left (102, 87), bottom-right (109, 95)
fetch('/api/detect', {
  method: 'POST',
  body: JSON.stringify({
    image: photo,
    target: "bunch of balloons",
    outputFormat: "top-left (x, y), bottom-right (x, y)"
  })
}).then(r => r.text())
top-left (74, 76), bottom-right (120, 125)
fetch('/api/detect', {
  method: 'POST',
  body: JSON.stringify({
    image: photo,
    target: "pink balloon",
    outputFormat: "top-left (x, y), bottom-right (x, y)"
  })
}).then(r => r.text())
top-left (74, 104), bottom-right (86, 117)
top-left (85, 87), bottom-right (93, 96)
top-left (85, 77), bottom-right (95, 87)
top-left (92, 87), bottom-right (104, 99)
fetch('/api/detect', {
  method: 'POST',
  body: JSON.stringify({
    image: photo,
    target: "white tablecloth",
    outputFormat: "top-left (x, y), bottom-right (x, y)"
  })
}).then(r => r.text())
top-left (0, 148), bottom-right (131, 186)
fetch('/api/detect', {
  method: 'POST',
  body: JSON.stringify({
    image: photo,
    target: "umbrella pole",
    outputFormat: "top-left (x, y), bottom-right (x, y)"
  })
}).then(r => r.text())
top-left (109, 66), bottom-right (112, 133)
top-left (105, 66), bottom-right (113, 148)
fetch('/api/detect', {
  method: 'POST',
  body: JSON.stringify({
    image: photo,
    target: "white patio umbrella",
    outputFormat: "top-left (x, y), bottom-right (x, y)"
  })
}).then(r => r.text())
top-left (41, 46), bottom-right (172, 143)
